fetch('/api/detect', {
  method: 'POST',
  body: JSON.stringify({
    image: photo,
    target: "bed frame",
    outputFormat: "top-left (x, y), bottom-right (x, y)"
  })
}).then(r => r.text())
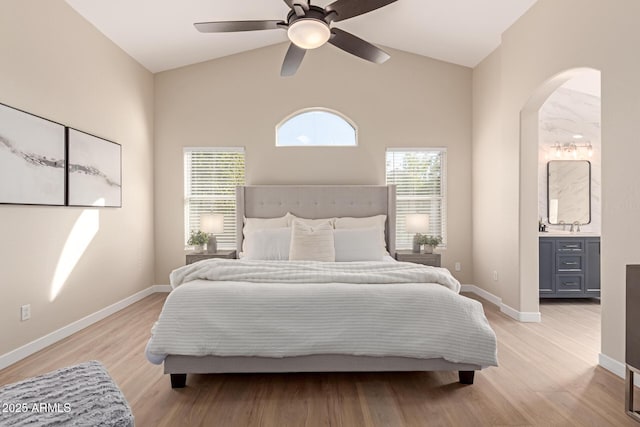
top-left (165, 185), bottom-right (480, 388)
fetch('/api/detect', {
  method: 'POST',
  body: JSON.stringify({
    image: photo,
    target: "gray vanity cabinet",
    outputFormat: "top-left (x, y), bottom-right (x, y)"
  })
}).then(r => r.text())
top-left (585, 238), bottom-right (601, 295)
top-left (539, 239), bottom-right (555, 295)
top-left (539, 236), bottom-right (600, 298)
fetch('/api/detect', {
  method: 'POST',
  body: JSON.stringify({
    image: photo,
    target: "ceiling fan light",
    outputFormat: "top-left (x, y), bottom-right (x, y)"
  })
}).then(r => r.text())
top-left (287, 19), bottom-right (330, 49)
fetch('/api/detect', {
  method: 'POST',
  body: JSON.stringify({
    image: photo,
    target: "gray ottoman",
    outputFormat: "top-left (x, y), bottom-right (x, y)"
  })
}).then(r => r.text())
top-left (0, 360), bottom-right (133, 426)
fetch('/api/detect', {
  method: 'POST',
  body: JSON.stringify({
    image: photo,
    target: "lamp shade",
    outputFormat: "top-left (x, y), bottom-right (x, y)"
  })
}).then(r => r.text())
top-left (200, 213), bottom-right (224, 234)
top-left (406, 214), bottom-right (429, 234)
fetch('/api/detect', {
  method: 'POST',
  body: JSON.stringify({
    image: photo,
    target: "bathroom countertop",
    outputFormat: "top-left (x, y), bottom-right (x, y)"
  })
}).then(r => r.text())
top-left (539, 231), bottom-right (600, 237)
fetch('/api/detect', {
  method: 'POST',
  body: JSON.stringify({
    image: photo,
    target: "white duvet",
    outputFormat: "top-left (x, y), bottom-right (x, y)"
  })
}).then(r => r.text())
top-left (147, 259), bottom-right (498, 367)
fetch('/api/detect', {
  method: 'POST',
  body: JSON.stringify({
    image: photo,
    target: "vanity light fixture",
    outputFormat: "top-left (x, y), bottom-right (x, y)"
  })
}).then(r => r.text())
top-left (551, 142), bottom-right (593, 159)
top-left (555, 144), bottom-right (562, 158)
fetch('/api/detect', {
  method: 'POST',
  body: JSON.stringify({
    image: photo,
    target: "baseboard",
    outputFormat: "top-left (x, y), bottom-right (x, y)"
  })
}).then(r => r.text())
top-left (461, 284), bottom-right (541, 323)
top-left (500, 304), bottom-right (541, 322)
top-left (599, 353), bottom-right (640, 387)
top-left (152, 284), bottom-right (172, 293)
top-left (461, 284), bottom-right (502, 306)
top-left (0, 286), bottom-right (158, 371)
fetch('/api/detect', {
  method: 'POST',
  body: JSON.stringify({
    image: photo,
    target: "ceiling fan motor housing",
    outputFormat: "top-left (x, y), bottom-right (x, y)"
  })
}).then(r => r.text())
top-left (286, 5), bottom-right (331, 25)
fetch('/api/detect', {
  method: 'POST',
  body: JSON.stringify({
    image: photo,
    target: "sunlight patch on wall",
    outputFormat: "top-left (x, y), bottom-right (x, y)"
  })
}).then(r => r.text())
top-left (49, 201), bottom-right (102, 301)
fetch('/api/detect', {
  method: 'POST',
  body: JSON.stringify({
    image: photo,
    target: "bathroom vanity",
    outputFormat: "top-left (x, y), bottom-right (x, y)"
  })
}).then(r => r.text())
top-left (539, 234), bottom-right (600, 298)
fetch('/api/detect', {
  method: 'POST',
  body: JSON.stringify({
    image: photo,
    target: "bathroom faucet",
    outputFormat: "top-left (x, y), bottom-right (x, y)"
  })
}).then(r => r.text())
top-left (559, 220), bottom-right (566, 231)
top-left (570, 221), bottom-right (581, 232)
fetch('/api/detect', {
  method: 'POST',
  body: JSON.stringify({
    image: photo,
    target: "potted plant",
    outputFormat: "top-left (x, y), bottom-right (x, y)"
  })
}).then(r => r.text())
top-left (187, 230), bottom-right (209, 254)
top-left (419, 235), bottom-right (442, 254)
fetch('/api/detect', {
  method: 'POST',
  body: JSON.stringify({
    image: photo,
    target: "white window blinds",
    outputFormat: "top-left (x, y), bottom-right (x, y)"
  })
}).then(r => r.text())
top-left (385, 148), bottom-right (447, 250)
top-left (184, 147), bottom-right (245, 249)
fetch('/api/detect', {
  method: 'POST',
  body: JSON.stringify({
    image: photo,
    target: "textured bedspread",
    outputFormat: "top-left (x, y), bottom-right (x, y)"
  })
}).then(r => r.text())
top-left (170, 259), bottom-right (462, 292)
top-left (148, 260), bottom-right (497, 367)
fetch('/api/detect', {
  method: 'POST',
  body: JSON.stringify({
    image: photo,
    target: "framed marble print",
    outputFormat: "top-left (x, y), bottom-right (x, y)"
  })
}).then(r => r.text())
top-left (67, 128), bottom-right (121, 207)
top-left (0, 103), bottom-right (66, 206)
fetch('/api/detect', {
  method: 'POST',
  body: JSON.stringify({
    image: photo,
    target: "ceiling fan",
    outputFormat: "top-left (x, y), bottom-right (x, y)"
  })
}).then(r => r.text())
top-left (194, 0), bottom-right (397, 76)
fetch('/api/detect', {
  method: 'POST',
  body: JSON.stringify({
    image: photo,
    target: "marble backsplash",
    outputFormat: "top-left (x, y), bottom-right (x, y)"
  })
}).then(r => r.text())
top-left (538, 86), bottom-right (601, 233)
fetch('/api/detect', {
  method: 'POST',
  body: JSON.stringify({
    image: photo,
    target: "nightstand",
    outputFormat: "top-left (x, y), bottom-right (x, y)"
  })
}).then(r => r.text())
top-left (395, 250), bottom-right (441, 267)
top-left (186, 250), bottom-right (236, 265)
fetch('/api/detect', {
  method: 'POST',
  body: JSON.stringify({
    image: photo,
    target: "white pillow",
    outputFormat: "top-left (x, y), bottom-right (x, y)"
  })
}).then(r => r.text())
top-left (334, 215), bottom-right (387, 248)
top-left (287, 213), bottom-right (336, 228)
top-left (289, 220), bottom-right (335, 262)
top-left (243, 227), bottom-right (291, 260)
top-left (243, 214), bottom-right (290, 253)
top-left (333, 228), bottom-right (385, 261)
top-left (243, 214), bottom-right (290, 233)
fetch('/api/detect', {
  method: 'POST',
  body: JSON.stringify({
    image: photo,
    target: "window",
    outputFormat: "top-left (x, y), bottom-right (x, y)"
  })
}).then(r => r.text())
top-left (184, 147), bottom-right (245, 249)
top-left (385, 148), bottom-right (447, 249)
top-left (276, 108), bottom-right (357, 146)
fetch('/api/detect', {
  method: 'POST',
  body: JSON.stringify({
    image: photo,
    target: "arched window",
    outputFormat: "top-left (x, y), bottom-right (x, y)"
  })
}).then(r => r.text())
top-left (276, 108), bottom-right (357, 147)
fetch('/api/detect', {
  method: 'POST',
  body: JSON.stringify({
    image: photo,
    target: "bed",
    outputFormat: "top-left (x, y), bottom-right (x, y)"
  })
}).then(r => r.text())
top-left (146, 185), bottom-right (497, 388)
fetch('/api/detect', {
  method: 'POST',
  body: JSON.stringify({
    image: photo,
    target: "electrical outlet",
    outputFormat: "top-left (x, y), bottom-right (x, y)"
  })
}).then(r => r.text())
top-left (454, 262), bottom-right (461, 272)
top-left (493, 271), bottom-right (499, 281)
top-left (21, 304), bottom-right (31, 321)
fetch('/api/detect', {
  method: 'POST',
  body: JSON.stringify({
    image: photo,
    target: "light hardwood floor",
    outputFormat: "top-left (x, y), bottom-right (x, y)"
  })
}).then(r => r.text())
top-left (0, 293), bottom-right (637, 426)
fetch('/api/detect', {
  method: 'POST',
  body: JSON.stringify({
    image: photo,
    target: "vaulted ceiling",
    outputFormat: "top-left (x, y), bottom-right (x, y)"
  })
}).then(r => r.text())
top-left (66, 0), bottom-right (537, 73)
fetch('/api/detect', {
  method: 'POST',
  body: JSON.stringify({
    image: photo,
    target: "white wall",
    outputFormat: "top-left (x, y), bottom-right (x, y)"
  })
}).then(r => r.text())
top-left (154, 44), bottom-right (473, 284)
top-left (471, 48), bottom-right (504, 298)
top-left (0, 0), bottom-right (155, 356)
top-left (472, 0), bottom-right (640, 364)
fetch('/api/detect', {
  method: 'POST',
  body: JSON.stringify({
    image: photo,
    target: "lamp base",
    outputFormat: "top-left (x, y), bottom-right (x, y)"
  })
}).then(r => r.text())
top-left (206, 235), bottom-right (218, 254)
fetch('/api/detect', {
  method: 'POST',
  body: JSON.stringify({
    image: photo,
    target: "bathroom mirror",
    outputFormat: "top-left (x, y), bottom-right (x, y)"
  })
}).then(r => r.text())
top-left (547, 160), bottom-right (591, 225)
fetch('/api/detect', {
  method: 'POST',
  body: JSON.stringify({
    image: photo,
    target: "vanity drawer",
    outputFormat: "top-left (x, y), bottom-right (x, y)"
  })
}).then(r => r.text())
top-left (556, 240), bottom-right (584, 252)
top-left (556, 275), bottom-right (584, 293)
top-left (556, 255), bottom-right (583, 272)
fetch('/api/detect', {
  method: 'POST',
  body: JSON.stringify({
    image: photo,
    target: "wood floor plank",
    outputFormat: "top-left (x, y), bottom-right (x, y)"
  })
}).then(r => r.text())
top-left (1, 292), bottom-right (638, 426)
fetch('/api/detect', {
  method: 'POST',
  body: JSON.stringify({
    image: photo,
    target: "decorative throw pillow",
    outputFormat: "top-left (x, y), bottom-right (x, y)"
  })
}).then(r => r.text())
top-left (289, 219), bottom-right (335, 262)
top-left (287, 213), bottom-right (336, 228)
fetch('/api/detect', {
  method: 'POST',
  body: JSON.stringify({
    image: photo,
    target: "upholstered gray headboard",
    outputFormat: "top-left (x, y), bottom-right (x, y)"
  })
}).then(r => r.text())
top-left (236, 185), bottom-right (396, 255)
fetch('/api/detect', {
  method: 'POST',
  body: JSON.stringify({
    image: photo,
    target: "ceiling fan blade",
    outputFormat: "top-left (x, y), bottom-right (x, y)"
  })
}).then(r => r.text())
top-left (325, 0), bottom-right (397, 22)
top-left (194, 20), bottom-right (285, 33)
top-left (283, 0), bottom-right (309, 17)
top-left (281, 43), bottom-right (306, 77)
top-left (328, 28), bottom-right (390, 64)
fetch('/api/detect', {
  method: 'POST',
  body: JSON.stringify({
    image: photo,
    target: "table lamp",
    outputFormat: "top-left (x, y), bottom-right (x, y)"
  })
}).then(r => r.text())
top-left (200, 213), bottom-right (224, 253)
top-left (406, 213), bottom-right (429, 253)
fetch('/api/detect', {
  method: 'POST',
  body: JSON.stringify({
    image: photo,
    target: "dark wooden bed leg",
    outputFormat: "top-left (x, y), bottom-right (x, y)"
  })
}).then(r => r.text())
top-left (170, 373), bottom-right (187, 388)
top-left (458, 370), bottom-right (475, 385)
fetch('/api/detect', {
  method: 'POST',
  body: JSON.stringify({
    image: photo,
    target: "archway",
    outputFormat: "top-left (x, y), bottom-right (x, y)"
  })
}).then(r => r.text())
top-left (519, 67), bottom-right (602, 318)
